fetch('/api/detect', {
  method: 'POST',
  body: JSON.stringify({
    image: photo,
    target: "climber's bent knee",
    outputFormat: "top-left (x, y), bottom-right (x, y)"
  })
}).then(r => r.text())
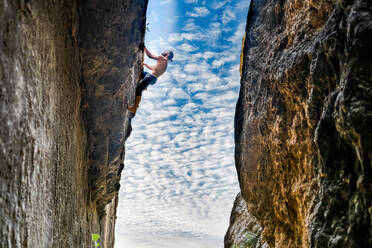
top-left (136, 72), bottom-right (157, 96)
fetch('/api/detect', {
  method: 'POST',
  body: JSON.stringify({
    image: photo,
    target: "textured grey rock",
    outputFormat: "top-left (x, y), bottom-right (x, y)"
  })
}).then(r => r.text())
top-left (225, 193), bottom-right (266, 248)
top-left (0, 0), bottom-right (147, 247)
top-left (227, 0), bottom-right (372, 247)
top-left (78, 0), bottom-right (147, 219)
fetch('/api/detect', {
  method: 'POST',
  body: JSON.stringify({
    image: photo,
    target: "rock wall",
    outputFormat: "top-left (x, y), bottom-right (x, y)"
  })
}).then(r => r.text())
top-left (226, 0), bottom-right (372, 247)
top-left (78, 0), bottom-right (147, 229)
top-left (0, 0), bottom-right (147, 247)
top-left (225, 193), bottom-right (266, 248)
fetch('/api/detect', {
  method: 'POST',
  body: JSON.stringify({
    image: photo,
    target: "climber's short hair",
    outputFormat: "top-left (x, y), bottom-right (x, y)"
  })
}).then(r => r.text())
top-left (162, 50), bottom-right (174, 62)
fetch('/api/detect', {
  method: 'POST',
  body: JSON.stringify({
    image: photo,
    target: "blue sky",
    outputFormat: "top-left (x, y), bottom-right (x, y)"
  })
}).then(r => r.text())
top-left (115, 1), bottom-right (250, 247)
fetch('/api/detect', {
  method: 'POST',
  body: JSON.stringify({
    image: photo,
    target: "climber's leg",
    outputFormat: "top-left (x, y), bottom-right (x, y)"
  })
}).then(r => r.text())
top-left (127, 72), bottom-right (157, 114)
top-left (128, 95), bottom-right (142, 114)
top-left (135, 72), bottom-right (157, 96)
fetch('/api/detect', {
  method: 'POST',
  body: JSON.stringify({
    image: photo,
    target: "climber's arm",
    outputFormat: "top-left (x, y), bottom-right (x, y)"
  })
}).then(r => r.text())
top-left (144, 47), bottom-right (160, 60)
top-left (144, 63), bottom-right (154, 70)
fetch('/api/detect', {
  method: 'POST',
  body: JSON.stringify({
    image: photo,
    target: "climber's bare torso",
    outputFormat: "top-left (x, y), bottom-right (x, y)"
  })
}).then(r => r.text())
top-left (143, 47), bottom-right (170, 78)
top-left (151, 57), bottom-right (168, 78)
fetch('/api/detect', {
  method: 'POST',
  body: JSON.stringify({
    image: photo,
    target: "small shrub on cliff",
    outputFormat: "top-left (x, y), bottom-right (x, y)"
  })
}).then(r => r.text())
top-left (231, 232), bottom-right (257, 248)
top-left (244, 232), bottom-right (257, 248)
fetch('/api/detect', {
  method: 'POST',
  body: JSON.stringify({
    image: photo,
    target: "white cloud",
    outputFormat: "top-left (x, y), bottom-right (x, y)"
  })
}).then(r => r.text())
top-left (168, 33), bottom-right (184, 43)
top-left (186, 7), bottom-right (210, 17)
top-left (235, 0), bottom-right (251, 10)
top-left (222, 8), bottom-right (236, 24)
top-left (211, 54), bottom-right (237, 68)
top-left (168, 32), bottom-right (200, 44)
top-left (185, 0), bottom-right (198, 3)
top-left (181, 33), bottom-right (199, 41)
top-left (169, 87), bottom-right (190, 99)
top-left (160, 0), bottom-right (172, 5)
top-left (178, 42), bottom-right (198, 53)
top-left (227, 22), bottom-right (246, 44)
top-left (212, 0), bottom-right (231, 9)
top-left (184, 63), bottom-right (200, 73)
top-left (182, 20), bottom-right (199, 32)
top-left (206, 22), bottom-right (222, 45)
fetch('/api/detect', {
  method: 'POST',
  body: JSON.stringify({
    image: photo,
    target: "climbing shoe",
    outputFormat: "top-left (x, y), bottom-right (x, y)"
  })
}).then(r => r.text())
top-left (127, 95), bottom-right (142, 114)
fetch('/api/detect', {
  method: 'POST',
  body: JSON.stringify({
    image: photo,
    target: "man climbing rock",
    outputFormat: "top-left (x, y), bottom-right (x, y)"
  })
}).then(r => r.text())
top-left (128, 46), bottom-right (174, 114)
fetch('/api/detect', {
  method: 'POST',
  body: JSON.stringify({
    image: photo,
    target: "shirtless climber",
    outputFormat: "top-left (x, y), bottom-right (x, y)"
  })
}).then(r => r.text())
top-left (128, 46), bottom-right (174, 114)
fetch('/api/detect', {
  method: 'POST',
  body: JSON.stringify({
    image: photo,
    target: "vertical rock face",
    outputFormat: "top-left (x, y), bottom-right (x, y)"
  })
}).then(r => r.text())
top-left (78, 0), bottom-right (147, 223)
top-left (225, 193), bottom-right (267, 248)
top-left (227, 0), bottom-right (372, 247)
top-left (0, 0), bottom-right (147, 247)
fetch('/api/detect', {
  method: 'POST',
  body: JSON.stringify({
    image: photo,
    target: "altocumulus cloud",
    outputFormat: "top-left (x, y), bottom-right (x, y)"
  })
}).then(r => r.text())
top-left (115, 1), bottom-right (250, 248)
top-left (186, 7), bottom-right (210, 17)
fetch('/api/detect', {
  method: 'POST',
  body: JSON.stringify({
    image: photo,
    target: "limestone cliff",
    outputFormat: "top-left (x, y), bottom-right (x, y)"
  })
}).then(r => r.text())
top-left (0, 0), bottom-right (147, 247)
top-left (226, 0), bottom-right (372, 247)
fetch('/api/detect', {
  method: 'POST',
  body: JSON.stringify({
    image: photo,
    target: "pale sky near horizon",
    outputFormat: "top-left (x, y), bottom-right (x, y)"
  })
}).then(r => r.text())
top-left (115, 1), bottom-right (250, 247)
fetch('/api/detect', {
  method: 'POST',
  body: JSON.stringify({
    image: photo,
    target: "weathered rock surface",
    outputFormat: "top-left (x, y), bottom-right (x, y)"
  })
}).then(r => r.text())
top-left (78, 0), bottom-right (147, 220)
top-left (227, 0), bottom-right (372, 247)
top-left (0, 0), bottom-right (147, 247)
top-left (225, 193), bottom-right (267, 248)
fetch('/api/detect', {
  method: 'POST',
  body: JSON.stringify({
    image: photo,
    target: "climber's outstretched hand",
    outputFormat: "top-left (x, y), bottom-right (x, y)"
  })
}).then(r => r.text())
top-left (144, 47), bottom-right (160, 60)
